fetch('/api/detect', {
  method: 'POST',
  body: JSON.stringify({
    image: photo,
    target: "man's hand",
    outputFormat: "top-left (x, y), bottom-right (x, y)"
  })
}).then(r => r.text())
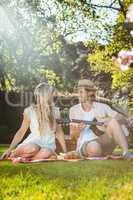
top-left (128, 116), bottom-right (133, 126)
top-left (0, 149), bottom-right (12, 160)
top-left (70, 122), bottom-right (86, 132)
top-left (103, 118), bottom-right (112, 127)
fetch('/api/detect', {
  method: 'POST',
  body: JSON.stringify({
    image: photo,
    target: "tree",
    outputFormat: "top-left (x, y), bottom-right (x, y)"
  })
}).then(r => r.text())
top-left (0, 0), bottom-right (131, 94)
top-left (88, 0), bottom-right (133, 107)
top-left (0, 0), bottom-right (97, 91)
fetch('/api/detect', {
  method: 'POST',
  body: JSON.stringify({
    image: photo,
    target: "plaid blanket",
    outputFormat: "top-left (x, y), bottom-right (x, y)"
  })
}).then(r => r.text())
top-left (6, 154), bottom-right (123, 164)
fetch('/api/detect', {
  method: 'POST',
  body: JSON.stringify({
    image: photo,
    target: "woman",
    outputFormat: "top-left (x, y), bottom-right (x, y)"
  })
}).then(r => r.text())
top-left (1, 82), bottom-right (67, 160)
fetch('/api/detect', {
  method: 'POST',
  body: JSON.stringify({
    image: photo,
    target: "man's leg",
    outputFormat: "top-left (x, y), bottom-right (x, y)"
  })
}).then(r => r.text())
top-left (99, 118), bottom-right (133, 159)
top-left (105, 118), bottom-right (128, 152)
top-left (82, 140), bottom-right (103, 157)
top-left (98, 133), bottom-right (116, 156)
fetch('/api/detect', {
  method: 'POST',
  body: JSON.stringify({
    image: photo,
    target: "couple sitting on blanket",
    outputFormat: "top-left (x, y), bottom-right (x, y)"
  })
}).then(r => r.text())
top-left (1, 79), bottom-right (133, 160)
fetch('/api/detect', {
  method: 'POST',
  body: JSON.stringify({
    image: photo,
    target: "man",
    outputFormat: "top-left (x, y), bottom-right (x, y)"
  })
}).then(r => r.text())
top-left (69, 79), bottom-right (133, 160)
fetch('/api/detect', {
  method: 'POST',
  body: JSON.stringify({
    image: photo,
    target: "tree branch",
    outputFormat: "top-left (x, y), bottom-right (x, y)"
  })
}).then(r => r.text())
top-left (110, 0), bottom-right (118, 7)
top-left (117, 0), bottom-right (126, 17)
top-left (64, 28), bottom-right (87, 37)
top-left (89, 3), bottom-right (121, 12)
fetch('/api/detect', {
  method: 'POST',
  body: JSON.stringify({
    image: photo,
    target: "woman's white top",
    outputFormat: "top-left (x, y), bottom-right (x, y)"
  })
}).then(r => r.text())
top-left (18, 106), bottom-right (60, 151)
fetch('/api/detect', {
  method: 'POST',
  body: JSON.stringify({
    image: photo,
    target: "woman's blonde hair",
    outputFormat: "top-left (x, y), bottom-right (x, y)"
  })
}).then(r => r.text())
top-left (33, 82), bottom-right (56, 134)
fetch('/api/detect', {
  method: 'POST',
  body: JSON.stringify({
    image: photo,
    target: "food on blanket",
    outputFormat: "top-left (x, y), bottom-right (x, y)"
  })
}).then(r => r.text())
top-left (64, 151), bottom-right (81, 159)
top-left (49, 154), bottom-right (57, 159)
top-left (86, 156), bottom-right (108, 160)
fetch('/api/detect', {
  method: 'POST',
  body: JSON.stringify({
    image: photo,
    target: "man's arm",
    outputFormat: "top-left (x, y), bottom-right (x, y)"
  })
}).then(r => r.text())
top-left (104, 104), bottom-right (128, 122)
top-left (114, 113), bottom-right (128, 125)
top-left (70, 123), bottom-right (85, 140)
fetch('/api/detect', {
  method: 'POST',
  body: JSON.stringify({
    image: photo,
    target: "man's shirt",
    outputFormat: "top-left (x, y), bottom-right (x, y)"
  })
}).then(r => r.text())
top-left (69, 102), bottom-right (118, 151)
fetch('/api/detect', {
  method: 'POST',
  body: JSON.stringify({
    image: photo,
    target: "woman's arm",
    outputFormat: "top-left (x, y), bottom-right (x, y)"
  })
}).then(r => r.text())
top-left (0, 112), bottom-right (30, 159)
top-left (56, 124), bottom-right (67, 153)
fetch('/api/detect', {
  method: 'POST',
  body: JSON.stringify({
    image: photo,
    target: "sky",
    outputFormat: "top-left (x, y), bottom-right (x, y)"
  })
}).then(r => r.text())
top-left (67, 0), bottom-right (119, 43)
top-left (0, 0), bottom-right (119, 44)
top-left (41, 0), bottom-right (119, 44)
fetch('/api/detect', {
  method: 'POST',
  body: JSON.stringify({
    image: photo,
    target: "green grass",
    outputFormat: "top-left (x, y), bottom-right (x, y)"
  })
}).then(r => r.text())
top-left (1, 146), bottom-right (133, 200)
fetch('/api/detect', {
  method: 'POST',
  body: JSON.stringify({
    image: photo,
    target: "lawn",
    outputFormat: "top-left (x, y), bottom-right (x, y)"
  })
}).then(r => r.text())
top-left (1, 146), bottom-right (133, 200)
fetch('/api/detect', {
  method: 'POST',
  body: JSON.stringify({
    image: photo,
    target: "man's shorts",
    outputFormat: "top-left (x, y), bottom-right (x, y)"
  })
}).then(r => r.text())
top-left (77, 139), bottom-right (98, 158)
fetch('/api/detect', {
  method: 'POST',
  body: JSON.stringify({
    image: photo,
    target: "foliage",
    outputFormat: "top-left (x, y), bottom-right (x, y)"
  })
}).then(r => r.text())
top-left (0, 0), bottom-right (96, 91)
top-left (0, 0), bottom-right (133, 98)
top-left (88, 0), bottom-right (133, 105)
top-left (37, 68), bottom-right (61, 89)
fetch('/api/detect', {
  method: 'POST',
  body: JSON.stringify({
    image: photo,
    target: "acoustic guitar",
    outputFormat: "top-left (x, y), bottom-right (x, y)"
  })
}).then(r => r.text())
top-left (57, 118), bottom-right (105, 136)
top-left (57, 117), bottom-right (133, 136)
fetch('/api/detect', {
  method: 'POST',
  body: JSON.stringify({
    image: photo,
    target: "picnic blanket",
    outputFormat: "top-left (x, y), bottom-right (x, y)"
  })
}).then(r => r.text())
top-left (6, 154), bottom-right (123, 164)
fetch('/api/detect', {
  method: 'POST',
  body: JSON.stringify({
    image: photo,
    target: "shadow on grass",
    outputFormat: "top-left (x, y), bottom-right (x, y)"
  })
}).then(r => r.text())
top-left (1, 159), bottom-right (133, 181)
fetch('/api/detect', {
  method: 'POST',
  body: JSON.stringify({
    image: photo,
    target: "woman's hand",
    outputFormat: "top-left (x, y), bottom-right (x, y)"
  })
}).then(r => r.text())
top-left (0, 111), bottom-right (30, 161)
top-left (0, 149), bottom-right (12, 160)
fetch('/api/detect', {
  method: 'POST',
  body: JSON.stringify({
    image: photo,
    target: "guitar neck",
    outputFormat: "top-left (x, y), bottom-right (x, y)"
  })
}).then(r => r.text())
top-left (71, 119), bottom-right (104, 126)
top-left (57, 119), bottom-right (104, 126)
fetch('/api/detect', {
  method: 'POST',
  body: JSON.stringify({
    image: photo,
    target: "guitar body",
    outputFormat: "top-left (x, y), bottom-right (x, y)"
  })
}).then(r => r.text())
top-left (90, 118), bottom-right (105, 136)
top-left (90, 124), bottom-right (104, 136)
